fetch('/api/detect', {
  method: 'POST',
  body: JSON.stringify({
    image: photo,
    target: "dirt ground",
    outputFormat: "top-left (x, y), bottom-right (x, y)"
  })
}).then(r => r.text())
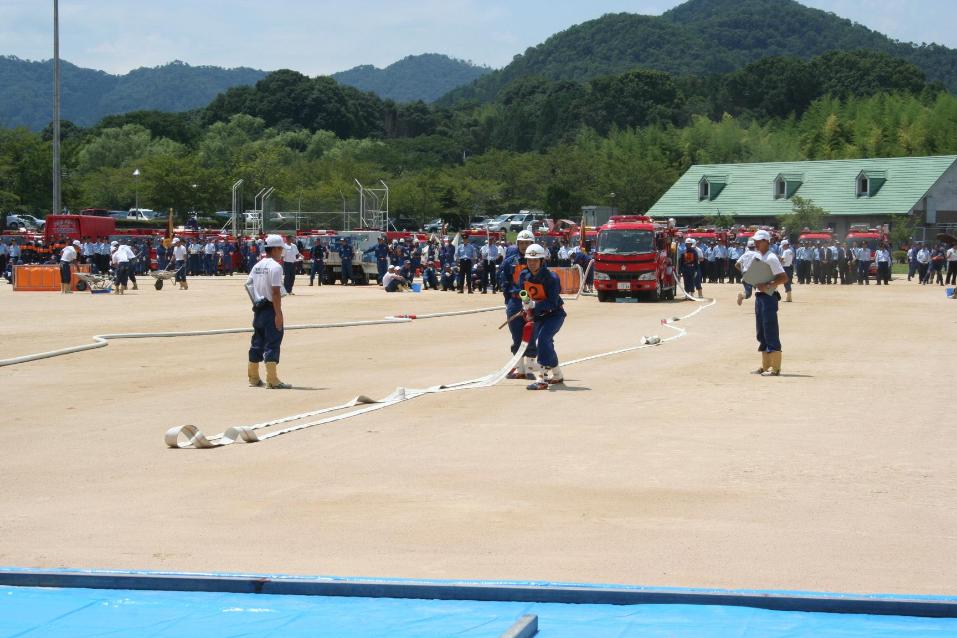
top-left (1, 274), bottom-right (955, 596)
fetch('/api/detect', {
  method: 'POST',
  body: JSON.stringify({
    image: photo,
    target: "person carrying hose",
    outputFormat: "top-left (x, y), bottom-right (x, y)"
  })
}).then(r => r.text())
top-left (519, 243), bottom-right (566, 390)
top-left (499, 229), bottom-right (538, 380)
top-left (245, 234), bottom-right (292, 389)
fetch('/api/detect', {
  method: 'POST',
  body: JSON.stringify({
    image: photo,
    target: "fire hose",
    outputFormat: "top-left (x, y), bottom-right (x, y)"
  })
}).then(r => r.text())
top-left (166, 291), bottom-right (715, 449)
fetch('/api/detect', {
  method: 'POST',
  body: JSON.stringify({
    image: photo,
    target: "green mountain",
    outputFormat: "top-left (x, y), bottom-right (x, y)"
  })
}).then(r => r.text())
top-left (440, 0), bottom-right (957, 104)
top-left (331, 53), bottom-right (490, 103)
top-left (0, 57), bottom-right (267, 130)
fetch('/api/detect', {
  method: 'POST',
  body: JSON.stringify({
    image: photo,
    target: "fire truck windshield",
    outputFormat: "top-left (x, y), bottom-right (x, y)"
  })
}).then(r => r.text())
top-left (598, 229), bottom-right (654, 255)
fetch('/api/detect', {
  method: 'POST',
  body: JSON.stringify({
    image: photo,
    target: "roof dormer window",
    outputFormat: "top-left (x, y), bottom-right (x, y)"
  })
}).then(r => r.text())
top-left (856, 170), bottom-right (886, 198)
top-left (698, 175), bottom-right (728, 201)
top-left (773, 173), bottom-right (803, 200)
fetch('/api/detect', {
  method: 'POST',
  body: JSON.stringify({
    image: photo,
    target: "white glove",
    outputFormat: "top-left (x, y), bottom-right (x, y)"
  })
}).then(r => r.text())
top-left (522, 299), bottom-right (536, 310)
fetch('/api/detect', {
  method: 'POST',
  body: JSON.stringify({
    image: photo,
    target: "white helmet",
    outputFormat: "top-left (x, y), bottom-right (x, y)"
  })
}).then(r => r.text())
top-left (516, 230), bottom-right (535, 243)
top-left (525, 243), bottom-right (547, 260)
top-left (264, 234), bottom-right (284, 248)
top-left (753, 230), bottom-right (771, 242)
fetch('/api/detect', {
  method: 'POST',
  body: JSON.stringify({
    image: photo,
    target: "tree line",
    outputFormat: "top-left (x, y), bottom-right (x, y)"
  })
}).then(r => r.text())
top-left (1, 51), bottom-right (956, 223)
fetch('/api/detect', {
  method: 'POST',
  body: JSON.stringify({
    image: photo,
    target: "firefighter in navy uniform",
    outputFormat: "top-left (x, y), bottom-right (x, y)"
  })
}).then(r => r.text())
top-left (245, 234), bottom-right (292, 389)
top-left (309, 239), bottom-right (328, 286)
top-left (679, 238), bottom-right (699, 297)
top-left (338, 239), bottom-right (355, 285)
top-left (518, 243), bottom-right (566, 390)
top-left (374, 236), bottom-right (389, 285)
top-left (499, 229), bottom-right (538, 380)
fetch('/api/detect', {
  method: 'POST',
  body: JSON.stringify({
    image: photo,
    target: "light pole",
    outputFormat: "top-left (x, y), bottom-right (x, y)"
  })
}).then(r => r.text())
top-left (52, 0), bottom-right (61, 215)
top-left (191, 183), bottom-right (198, 215)
top-left (133, 169), bottom-right (141, 211)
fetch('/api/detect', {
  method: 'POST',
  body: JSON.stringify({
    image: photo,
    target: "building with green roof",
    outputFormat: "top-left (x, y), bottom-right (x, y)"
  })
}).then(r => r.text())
top-left (648, 155), bottom-right (957, 236)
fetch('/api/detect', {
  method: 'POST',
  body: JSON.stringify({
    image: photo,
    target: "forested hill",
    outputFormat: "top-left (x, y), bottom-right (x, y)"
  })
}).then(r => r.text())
top-left (440, 0), bottom-right (957, 105)
top-left (332, 54), bottom-right (489, 103)
top-left (0, 57), bottom-right (267, 130)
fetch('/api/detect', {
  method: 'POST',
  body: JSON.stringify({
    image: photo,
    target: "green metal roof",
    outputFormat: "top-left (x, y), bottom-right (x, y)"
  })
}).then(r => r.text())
top-left (649, 156), bottom-right (957, 218)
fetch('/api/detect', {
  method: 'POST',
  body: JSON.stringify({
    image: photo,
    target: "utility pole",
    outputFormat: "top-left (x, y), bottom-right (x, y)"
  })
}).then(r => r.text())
top-left (52, 0), bottom-right (62, 215)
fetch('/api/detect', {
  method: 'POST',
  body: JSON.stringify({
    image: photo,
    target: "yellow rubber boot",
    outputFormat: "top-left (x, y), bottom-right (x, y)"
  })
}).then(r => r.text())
top-left (762, 352), bottom-right (782, 377)
top-left (248, 362), bottom-right (264, 387)
top-left (752, 352), bottom-right (769, 374)
top-left (265, 362), bottom-right (291, 389)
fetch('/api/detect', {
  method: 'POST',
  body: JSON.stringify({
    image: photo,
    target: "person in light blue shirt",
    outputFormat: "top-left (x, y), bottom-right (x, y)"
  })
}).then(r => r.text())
top-left (454, 240), bottom-right (477, 293)
top-left (727, 244), bottom-right (741, 284)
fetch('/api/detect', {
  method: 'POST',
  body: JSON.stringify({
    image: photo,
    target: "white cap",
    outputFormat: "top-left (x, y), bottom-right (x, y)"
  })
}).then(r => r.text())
top-left (685, 238), bottom-right (693, 244)
top-left (517, 230), bottom-right (535, 242)
top-left (747, 238), bottom-right (756, 247)
top-left (72, 240), bottom-right (81, 246)
top-left (781, 239), bottom-right (790, 246)
top-left (264, 234), bottom-right (284, 248)
top-left (172, 238), bottom-right (180, 244)
top-left (525, 243), bottom-right (547, 260)
top-left (110, 241), bottom-right (118, 246)
top-left (753, 230), bottom-right (771, 242)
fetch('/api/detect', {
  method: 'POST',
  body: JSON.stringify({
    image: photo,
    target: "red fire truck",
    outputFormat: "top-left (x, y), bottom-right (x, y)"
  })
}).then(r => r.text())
top-left (797, 229), bottom-right (834, 246)
top-left (593, 215), bottom-right (678, 302)
top-left (43, 214), bottom-right (117, 241)
top-left (845, 224), bottom-right (888, 279)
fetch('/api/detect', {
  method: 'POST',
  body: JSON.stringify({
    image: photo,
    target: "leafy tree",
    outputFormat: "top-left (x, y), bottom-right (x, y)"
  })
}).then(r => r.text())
top-left (779, 195), bottom-right (827, 233)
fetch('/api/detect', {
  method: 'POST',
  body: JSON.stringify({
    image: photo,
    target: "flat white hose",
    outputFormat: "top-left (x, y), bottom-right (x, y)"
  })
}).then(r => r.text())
top-left (166, 293), bottom-right (716, 449)
top-left (0, 307), bottom-right (502, 368)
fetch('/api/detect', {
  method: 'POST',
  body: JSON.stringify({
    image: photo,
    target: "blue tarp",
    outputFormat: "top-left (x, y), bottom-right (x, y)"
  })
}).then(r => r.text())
top-left (2, 586), bottom-right (957, 638)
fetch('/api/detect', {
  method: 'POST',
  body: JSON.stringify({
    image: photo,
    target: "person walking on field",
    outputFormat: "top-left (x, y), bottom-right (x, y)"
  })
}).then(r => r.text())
top-left (245, 234), bottom-right (291, 389)
top-left (779, 239), bottom-right (794, 302)
top-left (745, 230), bottom-right (788, 377)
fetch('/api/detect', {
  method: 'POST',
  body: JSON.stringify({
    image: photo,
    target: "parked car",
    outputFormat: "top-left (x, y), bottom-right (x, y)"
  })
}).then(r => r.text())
top-left (127, 208), bottom-right (158, 221)
top-left (79, 208), bottom-right (111, 217)
top-left (5, 213), bottom-right (44, 230)
top-left (108, 210), bottom-right (129, 220)
top-left (423, 218), bottom-right (444, 233)
top-left (507, 211), bottom-right (548, 232)
top-left (485, 213), bottom-right (515, 232)
top-left (468, 216), bottom-right (491, 230)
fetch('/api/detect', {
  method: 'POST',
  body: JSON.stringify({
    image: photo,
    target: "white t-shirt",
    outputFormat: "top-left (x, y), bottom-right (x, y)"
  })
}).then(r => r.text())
top-left (780, 248), bottom-right (794, 267)
top-left (60, 245), bottom-right (77, 263)
top-left (735, 249), bottom-right (757, 272)
top-left (172, 245), bottom-right (187, 260)
top-left (382, 272), bottom-right (398, 288)
top-left (282, 243), bottom-right (300, 263)
top-left (752, 250), bottom-right (786, 293)
top-left (947, 248), bottom-right (957, 262)
top-left (111, 245), bottom-right (135, 265)
top-left (246, 258), bottom-right (283, 302)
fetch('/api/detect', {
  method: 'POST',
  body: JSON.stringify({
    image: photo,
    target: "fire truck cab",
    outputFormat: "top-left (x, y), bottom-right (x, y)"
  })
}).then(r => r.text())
top-left (593, 215), bottom-right (677, 302)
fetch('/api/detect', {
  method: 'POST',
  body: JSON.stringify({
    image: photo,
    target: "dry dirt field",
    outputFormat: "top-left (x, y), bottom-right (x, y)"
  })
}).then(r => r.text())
top-left (1, 274), bottom-right (955, 596)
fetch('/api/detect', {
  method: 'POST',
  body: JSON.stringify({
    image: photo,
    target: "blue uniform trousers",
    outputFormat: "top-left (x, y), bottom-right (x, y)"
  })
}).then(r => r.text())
top-left (533, 310), bottom-right (565, 368)
top-left (249, 305), bottom-right (283, 363)
top-left (755, 292), bottom-right (781, 353)
top-left (377, 259), bottom-right (388, 284)
top-left (681, 266), bottom-right (696, 294)
top-left (310, 260), bottom-right (324, 285)
top-left (282, 262), bottom-right (296, 293)
top-left (341, 260), bottom-right (353, 284)
top-left (858, 260), bottom-right (871, 284)
top-left (783, 266), bottom-right (793, 293)
top-left (506, 297), bottom-right (537, 359)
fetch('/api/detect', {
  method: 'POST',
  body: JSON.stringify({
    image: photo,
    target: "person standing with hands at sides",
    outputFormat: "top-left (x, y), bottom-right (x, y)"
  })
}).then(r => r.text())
top-left (779, 239), bottom-right (794, 302)
top-left (281, 235), bottom-right (300, 294)
top-left (309, 239), bottom-right (328, 286)
top-left (746, 230), bottom-right (788, 377)
top-left (519, 243), bottom-right (566, 390)
top-left (245, 235), bottom-right (291, 389)
top-left (338, 238), bottom-right (355, 285)
top-left (455, 237), bottom-right (477, 293)
top-left (500, 230), bottom-right (539, 381)
top-left (680, 238), bottom-right (700, 298)
top-left (374, 236), bottom-right (389, 285)
top-left (59, 239), bottom-right (80, 293)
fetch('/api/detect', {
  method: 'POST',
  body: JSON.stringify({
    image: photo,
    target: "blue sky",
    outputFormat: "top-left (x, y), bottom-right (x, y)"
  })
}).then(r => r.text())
top-left (2, 0), bottom-right (956, 75)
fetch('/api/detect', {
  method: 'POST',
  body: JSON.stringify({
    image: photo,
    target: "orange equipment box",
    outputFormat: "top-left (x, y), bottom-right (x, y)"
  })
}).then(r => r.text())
top-left (13, 264), bottom-right (92, 292)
